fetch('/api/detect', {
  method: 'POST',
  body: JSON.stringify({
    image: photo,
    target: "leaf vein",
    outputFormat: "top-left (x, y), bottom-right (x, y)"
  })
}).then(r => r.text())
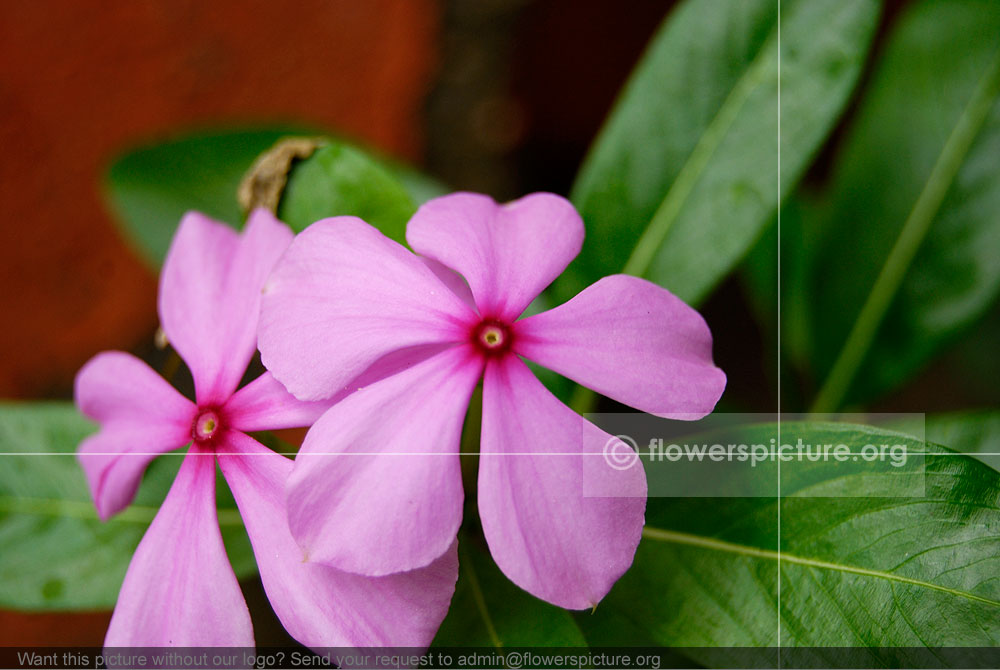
top-left (643, 526), bottom-right (1000, 608)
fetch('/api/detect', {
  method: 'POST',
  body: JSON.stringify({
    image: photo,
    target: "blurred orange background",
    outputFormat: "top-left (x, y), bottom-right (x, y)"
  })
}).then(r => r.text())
top-left (0, 0), bottom-right (438, 401)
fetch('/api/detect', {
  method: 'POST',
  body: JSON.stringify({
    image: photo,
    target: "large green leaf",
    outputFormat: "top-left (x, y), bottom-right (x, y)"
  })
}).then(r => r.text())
top-left (808, 0), bottom-right (1000, 411)
top-left (105, 127), bottom-right (310, 266)
top-left (277, 141), bottom-right (419, 243)
top-left (0, 402), bottom-right (254, 610)
top-left (584, 422), bottom-right (1000, 662)
top-left (561, 0), bottom-right (880, 306)
top-left (433, 534), bottom-right (586, 647)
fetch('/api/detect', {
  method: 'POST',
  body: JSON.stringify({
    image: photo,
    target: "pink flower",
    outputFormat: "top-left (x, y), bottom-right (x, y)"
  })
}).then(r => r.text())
top-left (258, 192), bottom-right (726, 609)
top-left (75, 210), bottom-right (456, 648)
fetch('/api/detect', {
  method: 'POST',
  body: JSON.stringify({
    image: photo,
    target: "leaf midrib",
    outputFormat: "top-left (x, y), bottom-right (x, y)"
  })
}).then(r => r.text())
top-left (621, 11), bottom-right (778, 280)
top-left (643, 525), bottom-right (1000, 608)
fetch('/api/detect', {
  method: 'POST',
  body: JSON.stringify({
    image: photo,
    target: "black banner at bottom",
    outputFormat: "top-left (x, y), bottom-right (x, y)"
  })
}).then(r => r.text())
top-left (4, 646), bottom-right (1000, 669)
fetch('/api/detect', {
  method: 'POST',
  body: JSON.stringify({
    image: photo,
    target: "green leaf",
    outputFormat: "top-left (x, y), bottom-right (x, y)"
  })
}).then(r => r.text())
top-left (0, 402), bottom-right (254, 611)
top-left (277, 141), bottom-right (418, 243)
top-left (587, 422), bottom-right (1000, 658)
top-left (891, 410), bottom-right (1000, 472)
top-left (561, 0), bottom-right (880, 306)
top-left (388, 163), bottom-right (449, 207)
top-left (433, 534), bottom-right (587, 647)
top-left (105, 127), bottom-right (310, 267)
top-left (809, 0), bottom-right (1000, 411)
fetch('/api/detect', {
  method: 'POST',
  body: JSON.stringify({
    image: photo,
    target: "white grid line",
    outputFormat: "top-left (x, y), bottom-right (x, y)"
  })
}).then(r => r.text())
top-left (777, 0), bottom-right (784, 663)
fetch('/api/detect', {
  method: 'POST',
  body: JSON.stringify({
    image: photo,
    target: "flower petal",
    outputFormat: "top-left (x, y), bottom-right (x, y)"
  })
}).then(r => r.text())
top-left (75, 351), bottom-right (194, 425)
top-left (478, 356), bottom-right (646, 610)
top-left (422, 257), bottom-right (476, 310)
top-left (159, 209), bottom-right (293, 405)
top-left (515, 275), bottom-right (726, 419)
top-left (218, 433), bottom-right (458, 649)
top-left (74, 351), bottom-right (194, 519)
top-left (259, 216), bottom-right (476, 401)
top-left (286, 346), bottom-right (481, 576)
top-left (225, 372), bottom-right (332, 433)
top-left (406, 192), bottom-right (584, 321)
top-left (105, 449), bottom-right (252, 647)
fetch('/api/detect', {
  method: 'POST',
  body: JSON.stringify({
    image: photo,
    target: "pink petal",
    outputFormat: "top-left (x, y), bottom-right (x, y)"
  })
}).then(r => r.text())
top-left (105, 448), bottom-right (253, 647)
top-left (259, 216), bottom-right (476, 402)
top-left (286, 346), bottom-right (481, 576)
top-left (422, 257), bottom-right (477, 310)
top-left (406, 192), bottom-right (584, 321)
top-left (515, 275), bottom-right (727, 419)
top-left (218, 433), bottom-right (458, 649)
top-left (75, 352), bottom-right (194, 425)
top-left (159, 209), bottom-right (293, 405)
top-left (478, 356), bottom-right (646, 610)
top-left (74, 351), bottom-right (194, 519)
top-left (225, 372), bottom-right (332, 433)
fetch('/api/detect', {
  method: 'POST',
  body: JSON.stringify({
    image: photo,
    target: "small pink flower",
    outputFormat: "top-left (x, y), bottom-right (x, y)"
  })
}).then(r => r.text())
top-left (259, 192), bottom-right (726, 609)
top-left (75, 210), bottom-right (456, 648)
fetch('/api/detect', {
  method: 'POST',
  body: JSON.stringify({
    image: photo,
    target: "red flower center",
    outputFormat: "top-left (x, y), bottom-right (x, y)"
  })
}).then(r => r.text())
top-left (192, 408), bottom-right (221, 443)
top-left (472, 320), bottom-right (512, 356)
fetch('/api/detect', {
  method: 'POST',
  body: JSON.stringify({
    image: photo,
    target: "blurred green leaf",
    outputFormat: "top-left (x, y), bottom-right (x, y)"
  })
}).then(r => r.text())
top-left (433, 535), bottom-right (586, 647)
top-left (105, 128), bottom-right (447, 267)
top-left (808, 0), bottom-right (1000, 411)
top-left (105, 127), bottom-right (310, 267)
top-left (389, 163), bottom-right (450, 207)
top-left (0, 402), bottom-right (254, 610)
top-left (561, 0), bottom-right (880, 306)
top-left (278, 141), bottom-right (418, 243)
top-left (944, 301), bottom-right (1000, 399)
top-left (586, 422), bottom-right (1000, 658)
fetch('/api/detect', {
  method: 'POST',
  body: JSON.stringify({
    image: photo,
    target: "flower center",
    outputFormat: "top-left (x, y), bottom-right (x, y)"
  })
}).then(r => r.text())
top-left (482, 327), bottom-right (503, 347)
top-left (472, 320), bottom-right (512, 356)
top-left (192, 409), bottom-right (221, 442)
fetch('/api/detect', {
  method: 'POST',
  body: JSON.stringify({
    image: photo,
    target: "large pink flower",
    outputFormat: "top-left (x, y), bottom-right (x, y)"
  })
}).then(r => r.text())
top-left (259, 192), bottom-right (726, 609)
top-left (76, 209), bottom-right (456, 648)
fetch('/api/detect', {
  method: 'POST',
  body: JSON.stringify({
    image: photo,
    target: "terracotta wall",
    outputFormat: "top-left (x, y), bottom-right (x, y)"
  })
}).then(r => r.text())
top-left (0, 0), bottom-right (438, 399)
